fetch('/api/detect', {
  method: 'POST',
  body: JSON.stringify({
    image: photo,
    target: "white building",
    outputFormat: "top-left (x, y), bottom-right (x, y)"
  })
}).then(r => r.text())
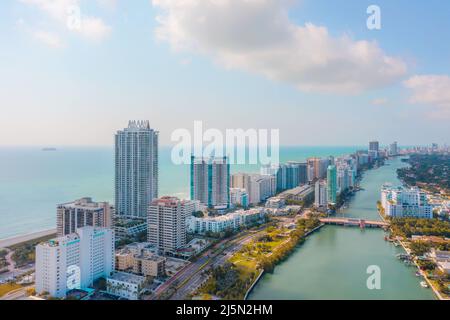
top-left (265, 197), bottom-right (286, 209)
top-left (147, 197), bottom-right (197, 254)
top-left (115, 121), bottom-right (159, 218)
top-left (35, 227), bottom-right (115, 298)
top-left (57, 198), bottom-right (112, 237)
top-left (314, 180), bottom-right (328, 208)
top-left (230, 188), bottom-right (249, 208)
top-left (381, 186), bottom-right (433, 219)
top-left (106, 271), bottom-right (146, 300)
top-left (231, 173), bottom-right (276, 205)
top-left (249, 174), bottom-right (276, 205)
top-left (389, 142), bottom-right (398, 156)
top-left (187, 208), bottom-right (266, 234)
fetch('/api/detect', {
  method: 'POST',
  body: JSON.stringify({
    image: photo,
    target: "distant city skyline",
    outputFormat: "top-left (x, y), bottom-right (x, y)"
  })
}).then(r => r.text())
top-left (1, 0), bottom-right (449, 146)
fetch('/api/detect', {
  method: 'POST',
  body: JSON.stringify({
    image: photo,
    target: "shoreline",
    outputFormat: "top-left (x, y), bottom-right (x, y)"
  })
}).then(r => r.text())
top-left (379, 187), bottom-right (443, 300)
top-left (380, 161), bottom-right (447, 301)
top-left (245, 223), bottom-right (325, 300)
top-left (246, 161), bottom-right (384, 300)
top-left (397, 239), bottom-right (447, 301)
top-left (0, 229), bottom-right (56, 249)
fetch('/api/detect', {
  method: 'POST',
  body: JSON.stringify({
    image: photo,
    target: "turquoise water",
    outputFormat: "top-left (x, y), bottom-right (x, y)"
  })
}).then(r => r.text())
top-left (0, 146), bottom-right (360, 239)
top-left (248, 157), bottom-right (436, 300)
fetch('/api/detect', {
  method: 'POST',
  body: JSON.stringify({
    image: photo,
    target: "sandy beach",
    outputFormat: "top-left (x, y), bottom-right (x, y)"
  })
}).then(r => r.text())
top-left (0, 229), bottom-right (56, 248)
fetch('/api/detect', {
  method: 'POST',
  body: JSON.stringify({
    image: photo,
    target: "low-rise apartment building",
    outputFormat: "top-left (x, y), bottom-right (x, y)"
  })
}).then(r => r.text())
top-left (106, 271), bottom-right (146, 300)
top-left (381, 186), bottom-right (433, 219)
top-left (115, 243), bottom-right (166, 277)
top-left (187, 208), bottom-right (266, 234)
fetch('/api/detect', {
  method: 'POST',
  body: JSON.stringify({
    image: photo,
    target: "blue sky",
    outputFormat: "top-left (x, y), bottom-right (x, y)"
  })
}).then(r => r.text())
top-left (0, 0), bottom-right (449, 147)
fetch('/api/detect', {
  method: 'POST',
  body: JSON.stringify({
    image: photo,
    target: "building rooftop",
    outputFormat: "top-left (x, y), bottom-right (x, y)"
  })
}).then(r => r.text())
top-left (58, 197), bottom-right (108, 210)
top-left (108, 271), bottom-right (146, 285)
top-left (279, 184), bottom-right (314, 197)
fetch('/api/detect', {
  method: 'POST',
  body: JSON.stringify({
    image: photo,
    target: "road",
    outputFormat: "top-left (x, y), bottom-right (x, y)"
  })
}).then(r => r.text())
top-left (0, 248), bottom-right (35, 283)
top-left (0, 285), bottom-right (33, 300)
top-left (151, 238), bottom-right (231, 299)
top-left (168, 231), bottom-right (264, 300)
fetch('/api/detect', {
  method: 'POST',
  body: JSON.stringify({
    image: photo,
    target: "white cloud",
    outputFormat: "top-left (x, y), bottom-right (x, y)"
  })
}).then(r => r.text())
top-left (76, 16), bottom-right (112, 41)
top-left (19, 0), bottom-right (111, 41)
top-left (152, 0), bottom-right (407, 94)
top-left (404, 75), bottom-right (450, 119)
top-left (33, 30), bottom-right (64, 48)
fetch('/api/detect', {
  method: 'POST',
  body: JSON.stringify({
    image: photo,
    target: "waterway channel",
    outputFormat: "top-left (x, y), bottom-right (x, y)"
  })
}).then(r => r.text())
top-left (249, 157), bottom-right (436, 300)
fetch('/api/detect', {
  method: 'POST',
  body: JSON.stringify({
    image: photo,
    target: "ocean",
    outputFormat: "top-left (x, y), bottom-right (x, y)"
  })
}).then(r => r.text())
top-left (0, 146), bottom-right (362, 240)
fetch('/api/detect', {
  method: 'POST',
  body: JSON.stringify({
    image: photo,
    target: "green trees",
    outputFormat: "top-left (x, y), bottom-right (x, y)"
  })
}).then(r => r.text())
top-left (198, 217), bottom-right (322, 300)
top-left (416, 259), bottom-right (436, 271)
top-left (199, 262), bottom-right (252, 300)
top-left (409, 241), bottom-right (432, 257)
top-left (390, 218), bottom-right (450, 238)
top-left (397, 154), bottom-right (450, 193)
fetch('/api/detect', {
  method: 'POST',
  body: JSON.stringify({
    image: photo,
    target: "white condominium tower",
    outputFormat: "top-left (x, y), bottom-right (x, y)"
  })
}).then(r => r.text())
top-left (147, 197), bottom-right (197, 254)
top-left (231, 173), bottom-right (276, 205)
top-left (389, 142), bottom-right (398, 156)
top-left (314, 180), bottom-right (328, 208)
top-left (57, 198), bottom-right (112, 237)
top-left (115, 121), bottom-right (159, 218)
top-left (190, 156), bottom-right (230, 209)
top-left (381, 186), bottom-right (433, 219)
top-left (35, 227), bottom-right (115, 298)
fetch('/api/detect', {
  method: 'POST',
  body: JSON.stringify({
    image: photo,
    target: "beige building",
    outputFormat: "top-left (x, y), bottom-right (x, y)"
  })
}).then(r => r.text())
top-left (133, 254), bottom-right (166, 277)
top-left (57, 198), bottom-right (112, 237)
top-left (116, 244), bottom-right (166, 277)
top-left (148, 197), bottom-right (197, 254)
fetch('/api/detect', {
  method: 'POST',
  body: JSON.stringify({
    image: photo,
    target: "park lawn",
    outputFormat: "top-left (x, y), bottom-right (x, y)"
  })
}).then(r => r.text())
top-left (229, 251), bottom-right (257, 268)
top-left (0, 283), bottom-right (22, 297)
top-left (229, 252), bottom-right (259, 281)
top-left (261, 238), bottom-right (285, 250)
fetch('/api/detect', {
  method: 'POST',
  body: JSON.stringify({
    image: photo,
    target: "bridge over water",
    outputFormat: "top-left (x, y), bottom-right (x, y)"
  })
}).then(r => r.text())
top-left (319, 218), bottom-right (390, 229)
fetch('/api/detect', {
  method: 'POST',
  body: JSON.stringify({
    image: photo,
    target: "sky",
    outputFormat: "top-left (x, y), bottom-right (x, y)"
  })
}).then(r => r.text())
top-left (0, 0), bottom-right (449, 147)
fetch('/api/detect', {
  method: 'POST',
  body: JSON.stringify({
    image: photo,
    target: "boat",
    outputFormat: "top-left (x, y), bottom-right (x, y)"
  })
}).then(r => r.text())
top-left (415, 272), bottom-right (422, 277)
top-left (396, 253), bottom-right (410, 260)
top-left (42, 147), bottom-right (57, 152)
top-left (420, 281), bottom-right (429, 288)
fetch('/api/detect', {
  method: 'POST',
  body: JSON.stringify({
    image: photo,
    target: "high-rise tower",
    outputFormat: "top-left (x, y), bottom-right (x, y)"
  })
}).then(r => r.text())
top-left (115, 121), bottom-right (159, 218)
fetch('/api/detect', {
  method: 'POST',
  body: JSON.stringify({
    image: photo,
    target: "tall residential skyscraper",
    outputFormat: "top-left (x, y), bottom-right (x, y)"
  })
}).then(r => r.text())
top-left (191, 156), bottom-right (230, 208)
top-left (115, 121), bottom-right (159, 218)
top-left (35, 227), bottom-right (115, 298)
top-left (307, 158), bottom-right (329, 181)
top-left (369, 141), bottom-right (380, 152)
top-left (272, 162), bottom-right (308, 191)
top-left (57, 198), bottom-right (112, 237)
top-left (231, 173), bottom-right (276, 205)
top-left (369, 141), bottom-right (380, 160)
top-left (326, 165), bottom-right (337, 204)
top-left (389, 142), bottom-right (398, 156)
top-left (147, 197), bottom-right (197, 254)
